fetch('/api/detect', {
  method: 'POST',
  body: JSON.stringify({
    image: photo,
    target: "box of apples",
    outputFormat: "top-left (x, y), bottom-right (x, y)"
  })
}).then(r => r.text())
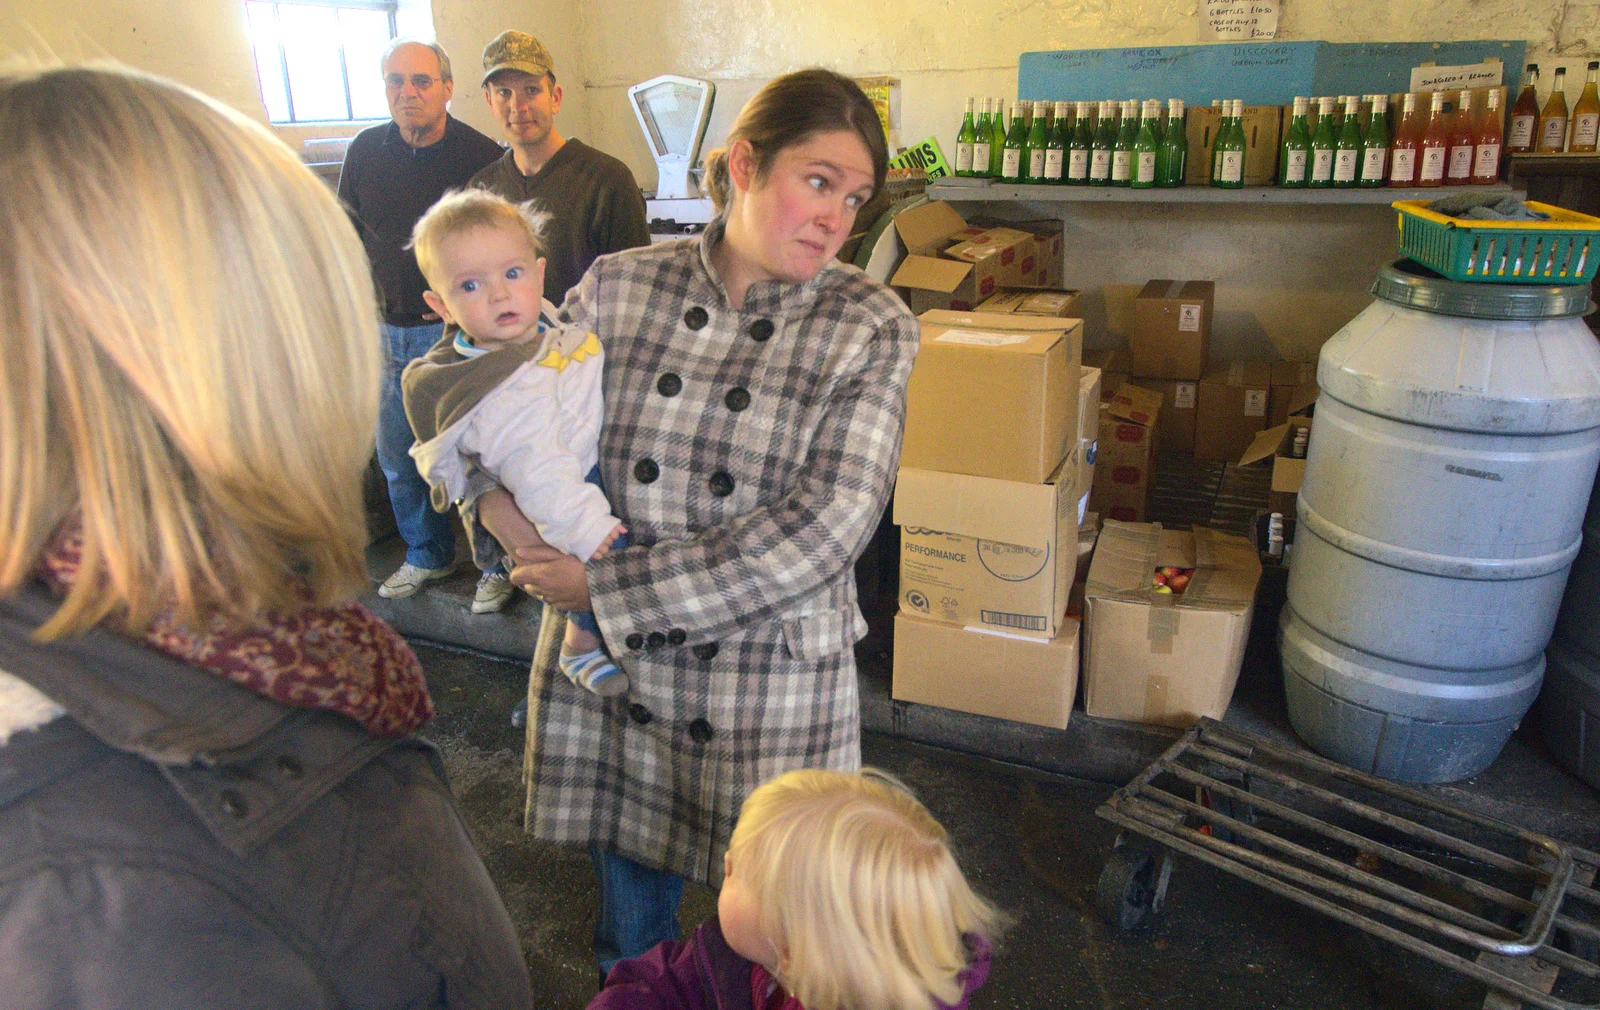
top-left (1152, 565), bottom-right (1194, 595)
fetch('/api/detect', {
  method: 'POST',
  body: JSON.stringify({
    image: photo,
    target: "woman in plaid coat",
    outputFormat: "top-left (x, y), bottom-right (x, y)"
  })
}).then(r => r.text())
top-left (476, 68), bottom-right (920, 976)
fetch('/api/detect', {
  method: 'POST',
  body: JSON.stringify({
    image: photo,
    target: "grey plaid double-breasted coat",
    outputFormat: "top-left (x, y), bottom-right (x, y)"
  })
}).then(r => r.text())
top-left (511, 222), bottom-right (918, 886)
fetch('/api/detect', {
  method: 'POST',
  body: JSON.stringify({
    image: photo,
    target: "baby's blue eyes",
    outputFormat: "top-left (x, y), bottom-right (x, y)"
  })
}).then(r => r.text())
top-left (506, 266), bottom-right (522, 279)
top-left (460, 280), bottom-right (478, 293)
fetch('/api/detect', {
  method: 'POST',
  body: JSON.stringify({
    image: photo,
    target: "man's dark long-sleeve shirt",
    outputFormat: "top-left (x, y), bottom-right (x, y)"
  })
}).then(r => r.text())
top-left (338, 115), bottom-right (505, 326)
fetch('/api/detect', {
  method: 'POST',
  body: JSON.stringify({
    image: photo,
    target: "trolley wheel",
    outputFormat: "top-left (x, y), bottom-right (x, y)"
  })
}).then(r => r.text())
top-left (1096, 847), bottom-right (1161, 931)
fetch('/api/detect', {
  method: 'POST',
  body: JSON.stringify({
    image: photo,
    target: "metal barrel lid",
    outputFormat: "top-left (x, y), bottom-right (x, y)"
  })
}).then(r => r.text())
top-left (1371, 259), bottom-right (1593, 320)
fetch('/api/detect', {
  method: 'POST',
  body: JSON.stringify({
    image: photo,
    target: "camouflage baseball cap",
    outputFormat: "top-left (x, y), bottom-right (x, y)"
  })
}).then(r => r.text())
top-left (480, 31), bottom-right (555, 87)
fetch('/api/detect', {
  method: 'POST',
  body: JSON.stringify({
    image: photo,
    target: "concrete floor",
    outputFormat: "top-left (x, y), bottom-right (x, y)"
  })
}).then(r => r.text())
top-left (416, 638), bottom-right (1600, 1010)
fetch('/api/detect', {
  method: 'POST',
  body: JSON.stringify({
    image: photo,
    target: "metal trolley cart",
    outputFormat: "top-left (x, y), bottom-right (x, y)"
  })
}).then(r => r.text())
top-left (1096, 719), bottom-right (1600, 1010)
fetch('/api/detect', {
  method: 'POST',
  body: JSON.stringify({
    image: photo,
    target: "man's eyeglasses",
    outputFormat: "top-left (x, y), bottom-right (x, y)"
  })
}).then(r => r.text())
top-left (385, 74), bottom-right (440, 91)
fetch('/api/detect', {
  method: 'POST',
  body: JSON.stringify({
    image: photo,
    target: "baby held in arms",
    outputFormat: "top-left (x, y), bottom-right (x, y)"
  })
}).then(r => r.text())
top-left (402, 189), bottom-right (628, 696)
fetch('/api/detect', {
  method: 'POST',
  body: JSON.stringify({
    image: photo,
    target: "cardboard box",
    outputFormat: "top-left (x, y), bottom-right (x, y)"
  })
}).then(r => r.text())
top-left (1195, 359), bottom-right (1274, 462)
top-left (1076, 511), bottom-right (1101, 585)
top-left (946, 227), bottom-right (1037, 287)
top-left (892, 613), bottom-right (1080, 729)
top-left (1083, 522), bottom-right (1262, 727)
top-left (901, 310), bottom-right (1082, 484)
top-left (1238, 416), bottom-right (1313, 518)
top-left (977, 287), bottom-right (1082, 319)
top-left (1185, 105), bottom-right (1284, 186)
top-left (889, 202), bottom-right (1005, 313)
top-left (993, 218), bottom-right (1065, 288)
top-left (1083, 347), bottom-right (1129, 395)
top-left (1268, 361), bottom-right (1319, 428)
top-left (1129, 280), bottom-right (1215, 381)
top-left (1088, 383), bottom-right (1162, 524)
top-left (1128, 378), bottom-right (1199, 454)
top-left (894, 458), bottom-right (1078, 638)
top-left (1078, 366), bottom-right (1102, 503)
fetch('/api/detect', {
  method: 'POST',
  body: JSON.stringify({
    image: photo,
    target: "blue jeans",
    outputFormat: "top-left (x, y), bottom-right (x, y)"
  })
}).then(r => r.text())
top-left (568, 465), bottom-right (627, 636)
top-left (377, 322), bottom-right (456, 570)
top-left (591, 846), bottom-right (684, 977)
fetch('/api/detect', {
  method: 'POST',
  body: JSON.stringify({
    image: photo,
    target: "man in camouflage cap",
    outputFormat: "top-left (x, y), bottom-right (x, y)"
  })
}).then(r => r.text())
top-left (471, 30), bottom-right (649, 308)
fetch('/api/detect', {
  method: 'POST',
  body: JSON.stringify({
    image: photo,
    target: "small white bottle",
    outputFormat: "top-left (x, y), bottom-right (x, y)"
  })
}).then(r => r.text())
top-left (1292, 428), bottom-right (1309, 459)
top-left (1267, 512), bottom-right (1285, 558)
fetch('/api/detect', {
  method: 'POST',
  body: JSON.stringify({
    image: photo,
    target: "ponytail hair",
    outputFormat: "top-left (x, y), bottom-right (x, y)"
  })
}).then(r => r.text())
top-left (702, 68), bottom-right (888, 217)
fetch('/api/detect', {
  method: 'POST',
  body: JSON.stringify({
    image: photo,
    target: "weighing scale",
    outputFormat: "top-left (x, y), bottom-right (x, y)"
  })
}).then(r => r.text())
top-left (627, 74), bottom-right (717, 241)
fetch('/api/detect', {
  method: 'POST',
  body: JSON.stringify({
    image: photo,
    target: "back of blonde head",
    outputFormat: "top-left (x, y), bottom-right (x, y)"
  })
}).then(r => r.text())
top-left (0, 64), bottom-right (383, 639)
top-left (728, 768), bottom-right (1002, 1010)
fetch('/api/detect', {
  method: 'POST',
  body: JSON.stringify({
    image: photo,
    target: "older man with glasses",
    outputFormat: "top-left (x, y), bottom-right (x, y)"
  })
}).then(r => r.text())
top-left (338, 39), bottom-right (511, 611)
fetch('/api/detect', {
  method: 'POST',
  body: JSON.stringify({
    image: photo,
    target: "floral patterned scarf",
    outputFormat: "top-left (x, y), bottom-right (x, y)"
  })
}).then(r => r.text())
top-left (36, 520), bottom-right (432, 737)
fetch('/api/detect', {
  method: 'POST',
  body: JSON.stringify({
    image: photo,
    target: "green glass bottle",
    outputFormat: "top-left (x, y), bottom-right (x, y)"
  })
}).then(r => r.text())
top-left (1209, 99), bottom-right (1229, 185)
top-left (954, 97), bottom-right (978, 177)
top-left (1044, 100), bottom-right (1070, 183)
top-left (1156, 98), bottom-right (1187, 187)
top-left (1024, 100), bottom-right (1049, 182)
top-left (1358, 93), bottom-right (1391, 188)
top-left (1067, 101), bottom-right (1093, 185)
top-left (1214, 99), bottom-right (1246, 188)
top-left (1278, 96), bottom-right (1311, 187)
top-left (1309, 96), bottom-right (1337, 188)
top-left (1089, 99), bottom-right (1116, 186)
top-left (989, 98), bottom-right (1007, 177)
top-left (972, 98), bottom-right (994, 179)
top-left (1132, 99), bottom-right (1160, 188)
top-left (1332, 94), bottom-right (1364, 188)
top-left (1111, 99), bottom-right (1139, 186)
top-left (1001, 102), bottom-right (1028, 181)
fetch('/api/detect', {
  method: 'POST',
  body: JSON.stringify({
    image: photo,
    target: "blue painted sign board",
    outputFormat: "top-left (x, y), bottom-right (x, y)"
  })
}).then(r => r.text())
top-left (1019, 41), bottom-right (1527, 107)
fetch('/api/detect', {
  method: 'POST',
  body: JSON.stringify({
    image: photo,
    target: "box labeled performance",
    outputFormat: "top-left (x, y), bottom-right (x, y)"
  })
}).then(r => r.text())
top-left (895, 460), bottom-right (1078, 638)
top-left (1083, 521), bottom-right (1261, 727)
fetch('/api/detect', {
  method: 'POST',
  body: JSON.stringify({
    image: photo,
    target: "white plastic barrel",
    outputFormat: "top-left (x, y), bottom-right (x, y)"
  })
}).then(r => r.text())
top-left (1281, 260), bottom-right (1600, 783)
top-left (1536, 473), bottom-right (1600, 787)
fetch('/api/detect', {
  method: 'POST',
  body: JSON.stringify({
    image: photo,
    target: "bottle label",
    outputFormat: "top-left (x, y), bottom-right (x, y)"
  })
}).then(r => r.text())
top-left (973, 142), bottom-right (991, 168)
top-left (1391, 148), bottom-right (1416, 183)
top-left (1360, 146), bottom-right (1388, 181)
top-left (1282, 150), bottom-right (1307, 182)
top-left (1577, 113), bottom-right (1600, 147)
top-left (1220, 150), bottom-right (1243, 183)
top-left (1447, 145), bottom-right (1474, 179)
top-left (1044, 149), bottom-right (1065, 180)
top-left (1136, 152), bottom-right (1156, 183)
top-left (1029, 148), bottom-right (1046, 179)
top-left (1002, 148), bottom-right (1022, 179)
top-left (1112, 150), bottom-right (1132, 181)
top-left (1090, 149), bottom-right (1111, 179)
top-left (1420, 147), bottom-right (1446, 182)
top-left (1311, 149), bottom-right (1334, 182)
top-left (1508, 114), bottom-right (1536, 148)
top-left (1473, 143), bottom-right (1501, 178)
top-left (1068, 149), bottom-right (1089, 179)
top-left (1541, 117), bottom-right (1569, 150)
top-left (955, 143), bottom-right (975, 172)
top-left (1333, 149), bottom-right (1358, 182)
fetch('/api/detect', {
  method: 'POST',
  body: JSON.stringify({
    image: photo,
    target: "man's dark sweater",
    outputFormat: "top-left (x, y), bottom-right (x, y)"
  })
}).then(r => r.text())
top-left (338, 116), bottom-right (505, 326)
top-left (470, 139), bottom-right (651, 305)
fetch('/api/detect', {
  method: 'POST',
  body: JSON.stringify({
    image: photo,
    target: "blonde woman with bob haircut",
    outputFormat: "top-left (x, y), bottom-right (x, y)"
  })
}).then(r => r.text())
top-left (0, 64), bottom-right (530, 1008)
top-left (592, 768), bottom-right (1001, 1010)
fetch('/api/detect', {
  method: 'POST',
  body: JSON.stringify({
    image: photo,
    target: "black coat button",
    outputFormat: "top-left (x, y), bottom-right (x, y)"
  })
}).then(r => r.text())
top-left (274, 755), bottom-right (305, 780)
top-left (219, 790), bottom-right (249, 819)
top-left (688, 718), bottom-right (715, 744)
top-left (749, 319), bottom-right (774, 342)
top-left (693, 642), bottom-right (719, 661)
top-left (708, 471), bottom-right (735, 498)
top-left (657, 373), bottom-right (683, 397)
top-left (647, 631), bottom-right (667, 649)
top-left (633, 458), bottom-right (660, 484)
top-left (724, 388), bottom-right (751, 412)
top-left (667, 628), bottom-right (687, 646)
top-left (625, 633), bottom-right (645, 650)
top-left (684, 307), bottom-right (709, 330)
top-left (629, 703), bottom-right (653, 725)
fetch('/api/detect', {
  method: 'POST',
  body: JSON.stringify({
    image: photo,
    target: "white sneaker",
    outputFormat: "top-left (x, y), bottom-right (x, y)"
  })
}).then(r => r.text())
top-left (471, 571), bottom-right (516, 614)
top-left (378, 561), bottom-right (456, 599)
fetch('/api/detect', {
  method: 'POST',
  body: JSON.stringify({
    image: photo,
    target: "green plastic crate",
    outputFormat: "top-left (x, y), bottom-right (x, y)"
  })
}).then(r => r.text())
top-left (1394, 200), bottom-right (1600, 284)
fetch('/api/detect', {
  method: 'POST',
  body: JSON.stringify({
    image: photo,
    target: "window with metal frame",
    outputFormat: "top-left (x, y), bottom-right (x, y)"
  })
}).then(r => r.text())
top-left (246, 0), bottom-right (397, 123)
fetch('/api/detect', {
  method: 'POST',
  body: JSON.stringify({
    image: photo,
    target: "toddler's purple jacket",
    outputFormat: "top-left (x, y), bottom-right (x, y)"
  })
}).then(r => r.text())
top-left (589, 915), bottom-right (991, 1010)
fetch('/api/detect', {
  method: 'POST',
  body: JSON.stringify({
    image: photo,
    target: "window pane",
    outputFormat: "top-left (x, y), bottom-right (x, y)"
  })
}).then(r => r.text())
top-left (279, 4), bottom-right (347, 121)
top-left (341, 8), bottom-right (392, 120)
top-left (246, 2), bottom-right (291, 122)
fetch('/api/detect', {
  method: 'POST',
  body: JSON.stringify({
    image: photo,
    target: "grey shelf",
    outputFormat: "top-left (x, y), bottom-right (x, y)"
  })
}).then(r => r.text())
top-left (927, 180), bottom-right (1518, 205)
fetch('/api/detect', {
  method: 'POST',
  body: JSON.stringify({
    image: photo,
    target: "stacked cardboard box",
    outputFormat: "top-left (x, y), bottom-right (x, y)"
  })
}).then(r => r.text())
top-left (1196, 360), bottom-right (1273, 462)
top-left (892, 308), bottom-right (1086, 730)
top-left (890, 202), bottom-right (1052, 314)
top-left (1083, 347), bottom-right (1129, 395)
top-left (1268, 361), bottom-right (1319, 428)
top-left (1239, 415), bottom-right (1313, 520)
top-left (1124, 280), bottom-right (1213, 456)
top-left (1087, 383), bottom-right (1162, 524)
